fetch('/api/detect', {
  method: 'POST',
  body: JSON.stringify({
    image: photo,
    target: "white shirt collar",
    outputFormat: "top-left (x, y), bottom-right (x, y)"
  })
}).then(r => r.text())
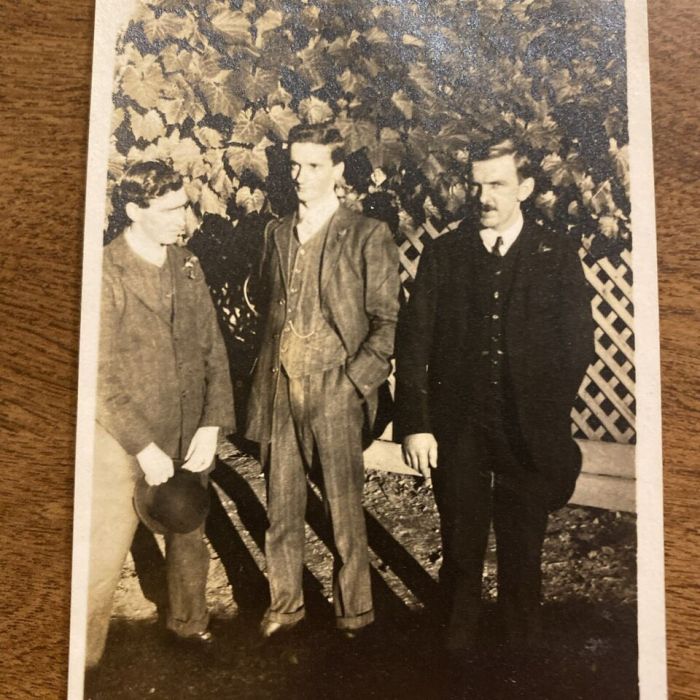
top-left (296, 193), bottom-right (340, 242)
top-left (479, 209), bottom-right (524, 256)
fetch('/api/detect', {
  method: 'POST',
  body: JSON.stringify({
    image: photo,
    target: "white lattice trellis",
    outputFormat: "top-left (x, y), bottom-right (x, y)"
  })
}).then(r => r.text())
top-left (396, 223), bottom-right (636, 445)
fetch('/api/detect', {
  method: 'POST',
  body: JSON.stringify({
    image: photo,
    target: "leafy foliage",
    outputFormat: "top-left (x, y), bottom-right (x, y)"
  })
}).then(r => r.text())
top-left (109, 0), bottom-right (630, 256)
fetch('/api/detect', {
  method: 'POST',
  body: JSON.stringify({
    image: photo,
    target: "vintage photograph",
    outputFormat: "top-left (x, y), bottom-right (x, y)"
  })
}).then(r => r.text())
top-left (69, 0), bottom-right (664, 698)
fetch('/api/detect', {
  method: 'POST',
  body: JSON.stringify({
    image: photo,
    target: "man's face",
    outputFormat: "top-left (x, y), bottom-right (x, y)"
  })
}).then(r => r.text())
top-left (289, 142), bottom-right (343, 207)
top-left (469, 154), bottom-right (534, 232)
top-left (128, 188), bottom-right (189, 246)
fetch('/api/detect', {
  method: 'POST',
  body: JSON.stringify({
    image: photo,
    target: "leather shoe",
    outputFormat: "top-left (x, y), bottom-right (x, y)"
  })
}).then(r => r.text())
top-left (256, 619), bottom-right (301, 647)
top-left (167, 628), bottom-right (214, 648)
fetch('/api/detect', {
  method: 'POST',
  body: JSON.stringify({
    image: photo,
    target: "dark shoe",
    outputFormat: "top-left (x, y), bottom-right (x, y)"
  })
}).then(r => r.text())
top-left (337, 623), bottom-right (374, 643)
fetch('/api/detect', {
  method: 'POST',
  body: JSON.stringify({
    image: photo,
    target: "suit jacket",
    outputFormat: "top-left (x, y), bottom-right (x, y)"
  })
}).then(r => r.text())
top-left (97, 234), bottom-right (235, 457)
top-left (395, 217), bottom-right (594, 507)
top-left (246, 205), bottom-right (401, 443)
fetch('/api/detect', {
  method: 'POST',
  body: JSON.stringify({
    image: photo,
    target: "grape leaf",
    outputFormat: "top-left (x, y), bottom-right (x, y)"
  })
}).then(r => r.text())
top-left (243, 67), bottom-right (279, 103)
top-left (210, 9), bottom-right (252, 45)
top-left (199, 183), bottom-right (229, 217)
top-left (368, 127), bottom-right (405, 169)
top-left (298, 97), bottom-right (334, 125)
top-left (338, 68), bottom-right (366, 96)
top-left (232, 109), bottom-right (273, 145)
top-left (120, 55), bottom-right (166, 109)
top-left (142, 12), bottom-right (192, 43)
top-left (129, 108), bottom-right (166, 142)
top-left (226, 138), bottom-right (273, 179)
top-left (268, 105), bottom-right (301, 140)
top-left (255, 8), bottom-right (283, 46)
top-left (335, 116), bottom-right (377, 154)
top-left (297, 36), bottom-right (330, 91)
top-left (200, 73), bottom-right (246, 119)
top-left (194, 125), bottom-right (225, 149)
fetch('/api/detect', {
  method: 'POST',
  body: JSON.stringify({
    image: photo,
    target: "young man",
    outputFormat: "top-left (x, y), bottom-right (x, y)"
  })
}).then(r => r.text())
top-left (246, 123), bottom-right (400, 640)
top-left (396, 136), bottom-right (594, 658)
top-left (87, 161), bottom-right (234, 669)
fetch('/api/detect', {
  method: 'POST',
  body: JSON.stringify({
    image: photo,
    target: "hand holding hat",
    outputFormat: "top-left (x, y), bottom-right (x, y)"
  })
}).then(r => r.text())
top-left (182, 426), bottom-right (219, 474)
top-left (137, 442), bottom-right (175, 485)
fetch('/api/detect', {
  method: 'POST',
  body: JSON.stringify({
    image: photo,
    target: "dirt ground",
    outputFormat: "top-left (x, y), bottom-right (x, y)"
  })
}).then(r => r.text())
top-left (94, 440), bottom-right (638, 700)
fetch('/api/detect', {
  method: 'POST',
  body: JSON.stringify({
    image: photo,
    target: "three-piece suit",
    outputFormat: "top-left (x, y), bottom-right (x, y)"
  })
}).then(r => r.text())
top-left (395, 216), bottom-right (594, 650)
top-left (88, 234), bottom-right (234, 666)
top-left (246, 204), bottom-right (400, 631)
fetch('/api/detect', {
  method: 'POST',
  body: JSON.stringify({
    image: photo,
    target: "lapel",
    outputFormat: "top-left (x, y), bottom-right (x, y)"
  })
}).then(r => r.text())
top-left (319, 205), bottom-right (353, 294)
top-left (272, 215), bottom-right (295, 297)
top-left (108, 235), bottom-right (174, 327)
top-left (508, 219), bottom-right (544, 294)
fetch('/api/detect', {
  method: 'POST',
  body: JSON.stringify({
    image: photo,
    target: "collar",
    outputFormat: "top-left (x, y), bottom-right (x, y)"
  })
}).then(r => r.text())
top-left (479, 209), bottom-right (524, 256)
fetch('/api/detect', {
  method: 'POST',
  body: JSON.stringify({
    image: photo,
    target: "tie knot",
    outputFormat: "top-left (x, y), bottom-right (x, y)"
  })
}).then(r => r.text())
top-left (492, 235), bottom-right (504, 257)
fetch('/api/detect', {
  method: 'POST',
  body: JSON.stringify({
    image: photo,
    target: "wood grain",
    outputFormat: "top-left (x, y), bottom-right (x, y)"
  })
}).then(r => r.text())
top-left (0, 1), bottom-right (697, 697)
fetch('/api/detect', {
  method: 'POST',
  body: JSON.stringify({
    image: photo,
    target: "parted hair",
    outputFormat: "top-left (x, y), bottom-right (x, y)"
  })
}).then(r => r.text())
top-left (468, 134), bottom-right (535, 182)
top-left (288, 122), bottom-right (346, 164)
top-left (106, 161), bottom-right (183, 243)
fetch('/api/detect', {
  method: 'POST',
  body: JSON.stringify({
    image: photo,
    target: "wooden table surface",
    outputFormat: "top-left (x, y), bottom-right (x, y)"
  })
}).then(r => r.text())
top-left (1, 1), bottom-right (697, 697)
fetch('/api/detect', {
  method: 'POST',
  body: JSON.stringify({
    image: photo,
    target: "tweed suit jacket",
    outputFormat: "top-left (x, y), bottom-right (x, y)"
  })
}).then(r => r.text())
top-left (246, 205), bottom-right (401, 443)
top-left (97, 234), bottom-right (235, 458)
top-left (395, 217), bottom-right (594, 507)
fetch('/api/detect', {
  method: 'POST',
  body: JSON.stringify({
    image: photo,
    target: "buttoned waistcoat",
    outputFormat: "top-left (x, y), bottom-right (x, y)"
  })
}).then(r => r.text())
top-left (97, 234), bottom-right (235, 457)
top-left (246, 205), bottom-right (401, 444)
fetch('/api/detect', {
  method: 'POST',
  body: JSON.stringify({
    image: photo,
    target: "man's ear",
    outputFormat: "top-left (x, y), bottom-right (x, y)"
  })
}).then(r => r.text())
top-left (517, 176), bottom-right (535, 203)
top-left (124, 201), bottom-right (143, 224)
top-left (332, 161), bottom-right (345, 183)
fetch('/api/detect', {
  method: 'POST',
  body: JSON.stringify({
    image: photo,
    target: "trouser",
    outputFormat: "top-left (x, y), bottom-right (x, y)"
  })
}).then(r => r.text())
top-left (85, 424), bottom-right (210, 668)
top-left (262, 365), bottom-right (373, 631)
top-left (432, 423), bottom-right (549, 652)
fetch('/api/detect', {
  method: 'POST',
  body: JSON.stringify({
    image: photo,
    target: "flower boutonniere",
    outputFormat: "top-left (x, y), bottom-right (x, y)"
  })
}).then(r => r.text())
top-left (183, 254), bottom-right (199, 280)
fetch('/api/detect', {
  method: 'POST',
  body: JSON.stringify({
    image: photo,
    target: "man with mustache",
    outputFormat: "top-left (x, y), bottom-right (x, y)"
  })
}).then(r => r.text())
top-left (246, 123), bottom-right (400, 641)
top-left (396, 135), bottom-right (594, 660)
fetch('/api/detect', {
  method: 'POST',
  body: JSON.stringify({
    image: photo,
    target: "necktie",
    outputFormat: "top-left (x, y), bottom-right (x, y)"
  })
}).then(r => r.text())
top-left (492, 235), bottom-right (504, 257)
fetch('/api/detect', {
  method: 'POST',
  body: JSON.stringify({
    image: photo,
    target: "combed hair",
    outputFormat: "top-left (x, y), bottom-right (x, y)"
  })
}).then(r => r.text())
top-left (288, 122), bottom-right (346, 164)
top-left (106, 161), bottom-right (183, 242)
top-left (468, 135), bottom-right (534, 182)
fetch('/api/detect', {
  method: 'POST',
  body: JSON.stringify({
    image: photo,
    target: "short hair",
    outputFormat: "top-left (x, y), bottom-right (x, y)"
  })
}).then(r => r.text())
top-left (468, 135), bottom-right (535, 182)
top-left (288, 122), bottom-right (345, 165)
top-left (106, 161), bottom-right (183, 242)
top-left (115, 160), bottom-right (183, 209)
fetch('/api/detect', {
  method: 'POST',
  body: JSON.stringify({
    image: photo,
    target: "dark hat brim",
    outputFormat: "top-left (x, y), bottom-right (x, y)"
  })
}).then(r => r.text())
top-left (133, 476), bottom-right (169, 535)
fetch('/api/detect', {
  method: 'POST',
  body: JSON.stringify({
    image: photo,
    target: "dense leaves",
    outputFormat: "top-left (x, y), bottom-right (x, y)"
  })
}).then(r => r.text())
top-left (109, 0), bottom-right (630, 256)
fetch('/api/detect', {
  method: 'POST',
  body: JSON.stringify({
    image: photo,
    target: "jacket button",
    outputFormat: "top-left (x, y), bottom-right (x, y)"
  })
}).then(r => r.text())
top-left (271, 367), bottom-right (278, 374)
top-left (278, 299), bottom-right (285, 305)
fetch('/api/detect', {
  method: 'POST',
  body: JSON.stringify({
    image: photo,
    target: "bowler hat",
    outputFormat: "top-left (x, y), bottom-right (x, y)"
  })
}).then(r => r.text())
top-left (133, 463), bottom-right (210, 535)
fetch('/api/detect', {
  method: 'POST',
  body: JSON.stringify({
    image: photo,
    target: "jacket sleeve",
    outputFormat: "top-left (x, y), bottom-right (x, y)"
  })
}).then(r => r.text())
top-left (557, 237), bottom-right (595, 402)
top-left (345, 221), bottom-right (401, 397)
top-left (194, 262), bottom-right (236, 434)
top-left (95, 268), bottom-right (157, 456)
top-left (394, 240), bottom-right (439, 439)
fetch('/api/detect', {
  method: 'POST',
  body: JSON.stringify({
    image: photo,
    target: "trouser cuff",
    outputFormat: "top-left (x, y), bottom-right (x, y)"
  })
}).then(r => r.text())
top-left (263, 606), bottom-right (305, 626)
top-left (336, 608), bottom-right (374, 631)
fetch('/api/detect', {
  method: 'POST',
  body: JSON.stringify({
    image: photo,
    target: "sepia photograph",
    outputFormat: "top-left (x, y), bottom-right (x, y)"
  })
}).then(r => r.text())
top-left (67, 1), bottom-right (664, 698)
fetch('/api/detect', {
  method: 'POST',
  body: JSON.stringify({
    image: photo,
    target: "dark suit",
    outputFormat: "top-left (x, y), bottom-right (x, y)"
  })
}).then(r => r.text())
top-left (246, 204), bottom-right (400, 630)
top-left (395, 217), bottom-right (593, 650)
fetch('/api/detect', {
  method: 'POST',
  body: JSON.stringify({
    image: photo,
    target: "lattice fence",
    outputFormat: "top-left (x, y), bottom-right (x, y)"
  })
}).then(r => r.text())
top-left (396, 221), bottom-right (636, 445)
